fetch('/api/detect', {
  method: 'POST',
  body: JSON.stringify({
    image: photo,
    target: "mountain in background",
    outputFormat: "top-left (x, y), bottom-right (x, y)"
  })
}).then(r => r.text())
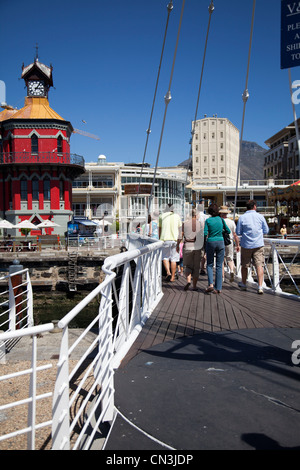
top-left (178, 140), bottom-right (267, 181)
top-left (240, 141), bottom-right (266, 180)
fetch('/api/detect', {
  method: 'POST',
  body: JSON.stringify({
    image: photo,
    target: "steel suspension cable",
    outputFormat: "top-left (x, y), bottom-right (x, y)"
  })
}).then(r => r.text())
top-left (233, 0), bottom-right (256, 221)
top-left (188, 0), bottom-right (214, 189)
top-left (137, 1), bottom-right (174, 196)
top-left (147, 0), bottom-right (186, 216)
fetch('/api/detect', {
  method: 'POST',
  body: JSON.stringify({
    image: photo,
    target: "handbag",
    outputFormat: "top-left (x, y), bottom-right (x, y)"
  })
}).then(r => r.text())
top-left (221, 218), bottom-right (231, 246)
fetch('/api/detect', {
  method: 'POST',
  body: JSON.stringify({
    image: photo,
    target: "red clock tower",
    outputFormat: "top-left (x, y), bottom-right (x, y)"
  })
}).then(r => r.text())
top-left (0, 56), bottom-right (85, 236)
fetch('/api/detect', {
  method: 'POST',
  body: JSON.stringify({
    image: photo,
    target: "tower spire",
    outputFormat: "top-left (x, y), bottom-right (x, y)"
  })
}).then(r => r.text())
top-left (35, 43), bottom-right (39, 62)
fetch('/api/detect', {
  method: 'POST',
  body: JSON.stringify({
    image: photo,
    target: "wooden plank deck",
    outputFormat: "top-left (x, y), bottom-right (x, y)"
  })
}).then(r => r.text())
top-left (122, 274), bottom-right (300, 365)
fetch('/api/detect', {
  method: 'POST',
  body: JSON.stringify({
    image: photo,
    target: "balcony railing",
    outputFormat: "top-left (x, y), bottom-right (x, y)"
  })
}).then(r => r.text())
top-left (0, 152), bottom-right (85, 168)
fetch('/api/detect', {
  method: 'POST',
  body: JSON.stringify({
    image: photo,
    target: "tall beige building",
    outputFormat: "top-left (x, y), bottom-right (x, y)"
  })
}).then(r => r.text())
top-left (192, 116), bottom-right (240, 186)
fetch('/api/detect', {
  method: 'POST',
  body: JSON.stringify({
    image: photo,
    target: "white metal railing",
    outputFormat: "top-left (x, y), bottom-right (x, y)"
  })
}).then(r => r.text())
top-left (66, 234), bottom-right (121, 252)
top-left (233, 238), bottom-right (300, 299)
top-left (0, 267), bottom-right (33, 335)
top-left (264, 238), bottom-right (300, 297)
top-left (0, 323), bottom-right (54, 449)
top-left (0, 236), bottom-right (298, 450)
top-left (234, 206), bottom-right (275, 216)
top-left (51, 239), bottom-right (163, 450)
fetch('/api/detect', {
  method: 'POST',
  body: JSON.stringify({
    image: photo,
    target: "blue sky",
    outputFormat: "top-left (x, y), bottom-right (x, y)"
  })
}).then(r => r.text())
top-left (0, 0), bottom-right (297, 167)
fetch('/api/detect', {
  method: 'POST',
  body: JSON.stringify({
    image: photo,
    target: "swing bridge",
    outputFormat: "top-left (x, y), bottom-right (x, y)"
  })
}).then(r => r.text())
top-left (0, 0), bottom-right (300, 451)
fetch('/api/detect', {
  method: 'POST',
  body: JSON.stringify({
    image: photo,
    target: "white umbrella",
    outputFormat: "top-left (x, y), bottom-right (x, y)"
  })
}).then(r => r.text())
top-left (37, 219), bottom-right (60, 228)
top-left (14, 219), bottom-right (37, 230)
top-left (94, 219), bottom-right (112, 226)
top-left (0, 219), bottom-right (14, 229)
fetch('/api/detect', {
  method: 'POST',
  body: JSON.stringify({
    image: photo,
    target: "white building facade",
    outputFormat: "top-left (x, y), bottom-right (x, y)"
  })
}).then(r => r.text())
top-left (264, 119), bottom-right (300, 181)
top-left (192, 116), bottom-right (240, 187)
top-left (72, 155), bottom-right (187, 235)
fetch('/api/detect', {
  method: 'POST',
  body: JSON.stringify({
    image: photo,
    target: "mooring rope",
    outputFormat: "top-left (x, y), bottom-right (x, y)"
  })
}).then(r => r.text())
top-left (104, 407), bottom-right (176, 451)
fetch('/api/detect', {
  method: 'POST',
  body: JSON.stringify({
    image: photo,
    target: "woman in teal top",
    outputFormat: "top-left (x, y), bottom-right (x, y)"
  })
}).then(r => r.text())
top-left (204, 203), bottom-right (230, 294)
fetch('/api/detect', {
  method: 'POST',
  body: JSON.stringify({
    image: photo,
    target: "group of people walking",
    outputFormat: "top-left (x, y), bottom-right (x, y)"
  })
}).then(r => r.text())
top-left (158, 200), bottom-right (269, 295)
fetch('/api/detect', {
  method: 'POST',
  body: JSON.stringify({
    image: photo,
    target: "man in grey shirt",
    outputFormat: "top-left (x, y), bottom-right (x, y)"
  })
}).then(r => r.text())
top-left (236, 199), bottom-right (269, 294)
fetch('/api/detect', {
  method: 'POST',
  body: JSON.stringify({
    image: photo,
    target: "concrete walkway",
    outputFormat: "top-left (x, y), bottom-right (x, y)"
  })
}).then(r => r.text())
top-left (105, 327), bottom-right (300, 450)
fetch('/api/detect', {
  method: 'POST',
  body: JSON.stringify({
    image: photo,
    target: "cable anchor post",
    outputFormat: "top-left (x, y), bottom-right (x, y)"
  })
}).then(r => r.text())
top-left (164, 90), bottom-right (172, 105)
top-left (167, 1), bottom-right (174, 12)
top-left (208, 0), bottom-right (214, 14)
top-left (242, 89), bottom-right (249, 104)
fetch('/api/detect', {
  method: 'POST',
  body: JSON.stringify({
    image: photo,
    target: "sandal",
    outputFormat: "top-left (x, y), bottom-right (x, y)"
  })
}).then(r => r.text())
top-left (205, 286), bottom-right (215, 294)
top-left (184, 282), bottom-right (191, 291)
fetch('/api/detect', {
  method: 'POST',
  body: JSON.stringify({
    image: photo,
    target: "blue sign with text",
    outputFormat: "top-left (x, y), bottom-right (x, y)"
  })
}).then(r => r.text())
top-left (281, 0), bottom-right (300, 68)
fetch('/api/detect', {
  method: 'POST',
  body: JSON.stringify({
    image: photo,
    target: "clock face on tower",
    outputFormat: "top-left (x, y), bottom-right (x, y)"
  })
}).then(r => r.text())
top-left (28, 80), bottom-right (45, 97)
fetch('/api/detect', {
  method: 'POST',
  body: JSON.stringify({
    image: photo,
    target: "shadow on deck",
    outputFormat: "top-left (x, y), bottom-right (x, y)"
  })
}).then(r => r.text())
top-left (105, 275), bottom-right (300, 451)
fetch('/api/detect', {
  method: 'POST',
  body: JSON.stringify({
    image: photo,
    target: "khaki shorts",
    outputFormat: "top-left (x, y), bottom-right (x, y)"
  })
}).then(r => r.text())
top-left (183, 248), bottom-right (203, 276)
top-left (241, 246), bottom-right (265, 268)
top-left (225, 243), bottom-right (234, 262)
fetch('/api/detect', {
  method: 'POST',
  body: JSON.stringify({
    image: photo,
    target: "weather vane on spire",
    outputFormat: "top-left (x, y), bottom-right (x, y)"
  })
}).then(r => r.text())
top-left (35, 43), bottom-right (39, 61)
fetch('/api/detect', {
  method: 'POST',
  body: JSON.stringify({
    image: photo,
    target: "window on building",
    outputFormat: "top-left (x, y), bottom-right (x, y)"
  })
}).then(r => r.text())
top-left (8, 136), bottom-right (13, 153)
top-left (59, 179), bottom-right (64, 200)
top-left (8, 177), bottom-right (12, 207)
top-left (92, 175), bottom-right (114, 188)
top-left (73, 203), bottom-right (85, 217)
top-left (57, 135), bottom-right (63, 153)
top-left (43, 177), bottom-right (50, 200)
top-left (21, 177), bottom-right (28, 200)
top-left (31, 134), bottom-right (38, 154)
top-left (32, 177), bottom-right (39, 200)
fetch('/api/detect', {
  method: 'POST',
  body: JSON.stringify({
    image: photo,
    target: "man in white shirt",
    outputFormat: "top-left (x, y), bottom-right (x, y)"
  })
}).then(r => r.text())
top-left (159, 203), bottom-right (182, 282)
top-left (236, 200), bottom-right (269, 294)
